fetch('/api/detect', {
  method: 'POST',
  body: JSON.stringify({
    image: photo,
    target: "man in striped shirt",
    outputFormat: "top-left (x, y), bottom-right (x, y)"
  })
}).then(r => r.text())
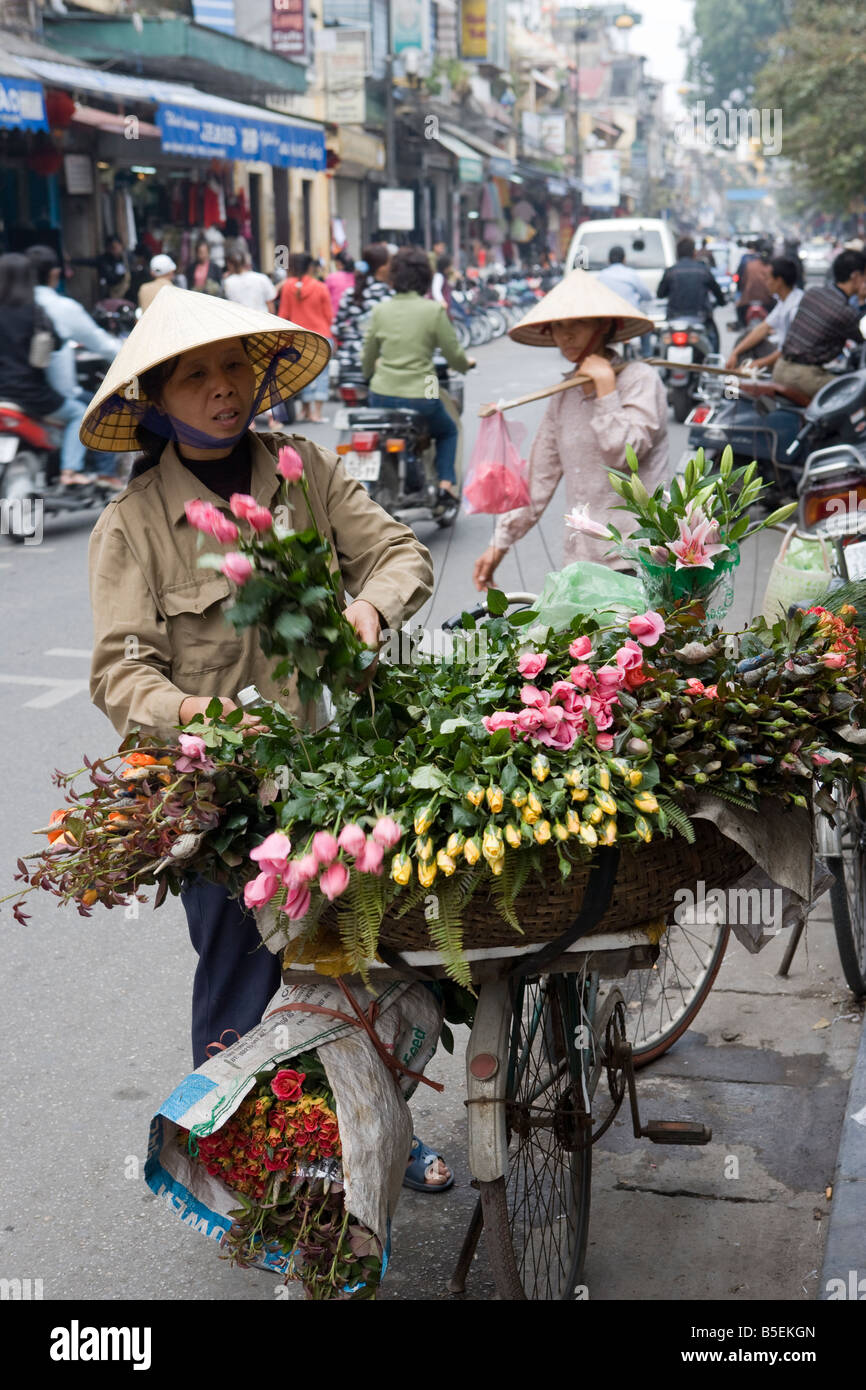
top-left (773, 250), bottom-right (866, 399)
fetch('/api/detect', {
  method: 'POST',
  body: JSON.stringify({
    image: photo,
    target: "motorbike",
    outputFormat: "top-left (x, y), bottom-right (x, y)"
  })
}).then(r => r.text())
top-left (659, 316), bottom-right (717, 422)
top-left (683, 336), bottom-right (866, 503)
top-left (332, 359), bottom-right (467, 529)
top-left (0, 347), bottom-right (121, 543)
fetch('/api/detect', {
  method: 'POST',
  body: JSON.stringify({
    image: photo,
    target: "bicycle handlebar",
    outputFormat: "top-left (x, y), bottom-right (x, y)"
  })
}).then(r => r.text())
top-left (441, 592), bottom-right (539, 632)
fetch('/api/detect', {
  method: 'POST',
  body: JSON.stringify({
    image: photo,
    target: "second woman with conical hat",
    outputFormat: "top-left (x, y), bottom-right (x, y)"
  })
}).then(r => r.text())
top-left (473, 266), bottom-right (669, 587)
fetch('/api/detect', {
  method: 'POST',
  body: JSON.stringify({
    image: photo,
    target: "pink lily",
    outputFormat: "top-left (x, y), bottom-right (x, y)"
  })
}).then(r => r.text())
top-left (667, 511), bottom-right (730, 570)
top-left (564, 504), bottom-right (613, 539)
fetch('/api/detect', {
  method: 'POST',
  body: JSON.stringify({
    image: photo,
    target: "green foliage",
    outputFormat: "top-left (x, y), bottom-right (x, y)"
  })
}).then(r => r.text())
top-left (757, 0), bottom-right (866, 210)
top-left (685, 0), bottom-right (789, 107)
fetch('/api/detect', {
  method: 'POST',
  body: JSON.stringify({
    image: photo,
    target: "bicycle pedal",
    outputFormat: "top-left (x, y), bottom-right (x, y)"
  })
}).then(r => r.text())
top-left (643, 1120), bottom-right (712, 1145)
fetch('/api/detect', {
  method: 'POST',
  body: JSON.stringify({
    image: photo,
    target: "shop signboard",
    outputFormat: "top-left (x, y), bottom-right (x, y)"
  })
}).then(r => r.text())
top-left (540, 113), bottom-right (566, 156)
top-left (272, 0), bottom-right (307, 60)
top-left (461, 0), bottom-right (488, 60)
top-left (582, 149), bottom-right (620, 207)
top-left (392, 0), bottom-right (429, 56)
top-left (0, 75), bottom-right (47, 131)
top-left (156, 103), bottom-right (325, 170)
top-left (318, 28), bottom-right (367, 126)
top-left (378, 188), bottom-right (415, 231)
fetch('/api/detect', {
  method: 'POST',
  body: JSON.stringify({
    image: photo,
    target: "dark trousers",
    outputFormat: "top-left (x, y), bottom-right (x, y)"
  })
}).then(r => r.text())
top-left (182, 877), bottom-right (282, 1068)
top-left (367, 391), bottom-right (459, 485)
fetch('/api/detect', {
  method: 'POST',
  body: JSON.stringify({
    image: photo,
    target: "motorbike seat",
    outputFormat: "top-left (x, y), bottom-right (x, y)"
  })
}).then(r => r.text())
top-left (737, 379), bottom-right (810, 408)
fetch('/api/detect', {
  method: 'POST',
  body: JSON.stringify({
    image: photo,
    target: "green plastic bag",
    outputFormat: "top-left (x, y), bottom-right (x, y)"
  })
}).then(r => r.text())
top-left (534, 561), bottom-right (644, 631)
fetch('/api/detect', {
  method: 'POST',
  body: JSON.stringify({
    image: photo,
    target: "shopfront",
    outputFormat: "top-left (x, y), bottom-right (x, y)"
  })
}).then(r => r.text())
top-left (0, 63), bottom-right (55, 255)
top-left (11, 54), bottom-right (327, 299)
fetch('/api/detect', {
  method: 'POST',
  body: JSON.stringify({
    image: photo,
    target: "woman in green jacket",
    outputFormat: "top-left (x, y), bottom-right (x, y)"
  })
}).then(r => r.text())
top-left (361, 246), bottom-right (474, 522)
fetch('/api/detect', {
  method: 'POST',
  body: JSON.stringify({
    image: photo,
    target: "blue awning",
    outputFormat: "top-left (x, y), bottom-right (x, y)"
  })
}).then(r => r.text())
top-left (0, 75), bottom-right (48, 131)
top-left (156, 103), bottom-right (325, 169)
top-left (14, 56), bottom-right (325, 170)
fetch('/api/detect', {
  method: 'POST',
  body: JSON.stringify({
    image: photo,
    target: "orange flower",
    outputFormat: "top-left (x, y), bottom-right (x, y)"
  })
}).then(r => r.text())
top-left (47, 809), bottom-right (68, 844)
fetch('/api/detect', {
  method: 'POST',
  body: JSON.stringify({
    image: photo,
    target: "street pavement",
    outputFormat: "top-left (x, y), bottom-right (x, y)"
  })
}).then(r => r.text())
top-left (0, 317), bottom-right (863, 1304)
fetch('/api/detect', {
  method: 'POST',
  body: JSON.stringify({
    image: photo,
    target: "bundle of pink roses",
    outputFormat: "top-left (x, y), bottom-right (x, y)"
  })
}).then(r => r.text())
top-left (243, 816), bottom-right (404, 914)
top-left (482, 612), bottom-right (665, 754)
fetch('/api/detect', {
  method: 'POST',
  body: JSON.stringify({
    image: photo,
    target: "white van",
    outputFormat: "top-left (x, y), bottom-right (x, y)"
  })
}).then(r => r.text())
top-left (566, 218), bottom-right (677, 296)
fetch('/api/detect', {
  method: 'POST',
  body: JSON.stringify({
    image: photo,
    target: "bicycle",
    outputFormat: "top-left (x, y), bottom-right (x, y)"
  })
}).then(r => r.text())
top-left (770, 513), bottom-right (866, 998)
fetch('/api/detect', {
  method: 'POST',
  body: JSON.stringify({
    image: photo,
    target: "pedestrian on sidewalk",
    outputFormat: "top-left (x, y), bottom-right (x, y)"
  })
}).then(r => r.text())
top-left (277, 253), bottom-right (334, 422)
top-left (473, 267), bottom-right (668, 589)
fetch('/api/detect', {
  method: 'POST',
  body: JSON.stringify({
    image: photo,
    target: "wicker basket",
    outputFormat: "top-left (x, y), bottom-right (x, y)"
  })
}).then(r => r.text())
top-left (371, 821), bottom-right (754, 953)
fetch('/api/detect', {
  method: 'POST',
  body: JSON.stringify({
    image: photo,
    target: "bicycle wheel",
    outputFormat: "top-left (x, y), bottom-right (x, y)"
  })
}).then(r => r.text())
top-left (826, 784), bottom-right (866, 997)
top-left (469, 313), bottom-right (489, 347)
top-left (480, 972), bottom-right (594, 1299)
top-left (621, 919), bottom-right (730, 1067)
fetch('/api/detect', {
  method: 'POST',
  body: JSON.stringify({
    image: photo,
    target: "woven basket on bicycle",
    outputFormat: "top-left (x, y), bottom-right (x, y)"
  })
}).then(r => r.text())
top-left (370, 820), bottom-right (754, 952)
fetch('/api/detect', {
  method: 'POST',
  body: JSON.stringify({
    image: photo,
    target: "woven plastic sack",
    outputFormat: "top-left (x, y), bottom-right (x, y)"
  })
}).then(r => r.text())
top-left (760, 526), bottom-right (832, 623)
top-left (535, 560), bottom-right (644, 631)
top-left (462, 411), bottom-right (531, 515)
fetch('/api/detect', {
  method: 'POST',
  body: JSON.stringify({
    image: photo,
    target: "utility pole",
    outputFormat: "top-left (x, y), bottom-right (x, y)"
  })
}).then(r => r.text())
top-left (385, 6), bottom-right (397, 188)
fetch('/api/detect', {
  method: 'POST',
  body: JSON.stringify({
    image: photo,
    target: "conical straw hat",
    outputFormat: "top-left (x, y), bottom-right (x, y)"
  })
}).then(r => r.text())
top-left (80, 285), bottom-right (331, 452)
top-left (509, 266), bottom-right (655, 347)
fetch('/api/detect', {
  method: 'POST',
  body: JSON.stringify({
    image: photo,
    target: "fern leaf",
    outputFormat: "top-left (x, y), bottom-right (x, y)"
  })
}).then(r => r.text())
top-left (488, 848), bottom-right (531, 934)
top-left (424, 876), bottom-right (472, 989)
top-left (700, 786), bottom-right (759, 813)
top-left (655, 796), bottom-right (697, 844)
top-left (336, 873), bottom-right (387, 985)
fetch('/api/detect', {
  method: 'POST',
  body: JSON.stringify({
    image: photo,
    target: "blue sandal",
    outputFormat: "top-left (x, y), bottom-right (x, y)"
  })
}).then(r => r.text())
top-left (403, 1135), bottom-right (454, 1193)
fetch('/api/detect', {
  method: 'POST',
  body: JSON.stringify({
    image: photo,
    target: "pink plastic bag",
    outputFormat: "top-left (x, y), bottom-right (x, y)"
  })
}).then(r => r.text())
top-left (462, 412), bottom-right (531, 515)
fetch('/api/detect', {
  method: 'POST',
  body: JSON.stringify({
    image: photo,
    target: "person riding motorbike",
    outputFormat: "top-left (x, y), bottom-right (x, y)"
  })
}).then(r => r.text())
top-left (27, 243), bottom-right (124, 490)
top-left (724, 256), bottom-right (803, 373)
top-left (361, 246), bottom-right (476, 523)
top-left (657, 236), bottom-right (725, 353)
top-left (0, 252), bottom-right (97, 489)
top-left (772, 249), bottom-right (866, 401)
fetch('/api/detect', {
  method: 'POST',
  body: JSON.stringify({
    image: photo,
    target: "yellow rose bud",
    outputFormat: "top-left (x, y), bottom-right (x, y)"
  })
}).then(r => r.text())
top-left (634, 792), bottom-right (659, 814)
top-left (505, 822), bottom-right (522, 848)
top-left (486, 785), bottom-right (504, 813)
top-left (570, 786), bottom-right (589, 802)
top-left (415, 835), bottom-right (434, 861)
top-left (553, 821), bottom-right (569, 842)
top-left (390, 852), bottom-right (412, 886)
top-left (579, 823), bottom-right (598, 847)
top-left (466, 783), bottom-right (485, 808)
top-left (626, 770), bottom-right (643, 789)
top-left (634, 814), bottom-right (653, 843)
top-left (436, 850), bottom-right (457, 876)
top-left (418, 859), bottom-right (438, 887)
top-left (446, 831), bottom-right (466, 855)
top-left (566, 809), bottom-right (582, 834)
top-left (482, 825), bottom-right (503, 857)
top-left (597, 767), bottom-right (611, 791)
top-left (413, 802), bottom-right (436, 835)
top-left (585, 804), bottom-right (603, 825)
top-left (610, 758), bottom-right (630, 779)
top-left (533, 819), bottom-right (551, 845)
top-left (522, 804), bottom-right (540, 825)
top-left (489, 855), bottom-right (505, 876)
top-left (564, 768), bottom-right (587, 789)
top-left (595, 791), bottom-right (617, 817)
top-left (510, 788), bottom-right (528, 809)
top-left (527, 790), bottom-right (543, 815)
top-left (531, 754), bottom-right (550, 783)
top-left (602, 818), bottom-right (618, 845)
top-left (463, 836), bottom-right (481, 865)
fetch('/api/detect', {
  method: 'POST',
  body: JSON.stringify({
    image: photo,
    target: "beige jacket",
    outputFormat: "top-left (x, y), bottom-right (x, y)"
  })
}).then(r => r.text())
top-left (492, 359), bottom-right (669, 570)
top-left (89, 431), bottom-right (434, 739)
